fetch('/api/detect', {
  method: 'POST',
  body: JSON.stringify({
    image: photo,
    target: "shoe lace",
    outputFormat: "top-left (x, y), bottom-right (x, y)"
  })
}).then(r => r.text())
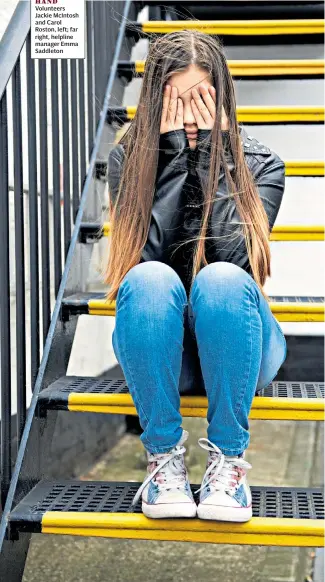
top-left (131, 445), bottom-right (187, 508)
top-left (195, 438), bottom-right (251, 496)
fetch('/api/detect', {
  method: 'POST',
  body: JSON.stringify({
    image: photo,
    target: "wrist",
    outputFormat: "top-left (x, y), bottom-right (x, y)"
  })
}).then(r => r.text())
top-left (196, 129), bottom-right (231, 167)
top-left (159, 128), bottom-right (189, 152)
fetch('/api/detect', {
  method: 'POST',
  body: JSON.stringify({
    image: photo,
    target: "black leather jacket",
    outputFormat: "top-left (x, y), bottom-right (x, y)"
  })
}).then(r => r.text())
top-left (108, 124), bottom-right (286, 294)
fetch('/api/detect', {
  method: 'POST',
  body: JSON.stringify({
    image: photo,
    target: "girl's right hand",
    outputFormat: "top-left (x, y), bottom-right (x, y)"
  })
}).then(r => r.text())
top-left (160, 85), bottom-right (184, 134)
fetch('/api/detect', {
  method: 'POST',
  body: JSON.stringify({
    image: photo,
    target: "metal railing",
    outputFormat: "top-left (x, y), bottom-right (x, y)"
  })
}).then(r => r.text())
top-left (0, 0), bottom-right (132, 506)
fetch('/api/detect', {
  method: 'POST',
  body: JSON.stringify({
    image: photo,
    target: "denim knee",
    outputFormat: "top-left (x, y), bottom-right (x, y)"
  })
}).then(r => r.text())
top-left (116, 261), bottom-right (187, 311)
top-left (190, 261), bottom-right (260, 311)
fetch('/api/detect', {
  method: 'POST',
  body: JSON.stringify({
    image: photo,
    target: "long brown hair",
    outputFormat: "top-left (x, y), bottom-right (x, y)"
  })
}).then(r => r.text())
top-left (104, 30), bottom-right (271, 302)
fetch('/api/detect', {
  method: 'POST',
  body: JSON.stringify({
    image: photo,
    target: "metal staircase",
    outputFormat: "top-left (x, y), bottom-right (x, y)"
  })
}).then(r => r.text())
top-left (0, 1), bottom-right (324, 579)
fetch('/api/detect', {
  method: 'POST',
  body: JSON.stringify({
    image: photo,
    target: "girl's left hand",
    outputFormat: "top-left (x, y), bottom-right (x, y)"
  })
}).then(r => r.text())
top-left (191, 85), bottom-right (229, 131)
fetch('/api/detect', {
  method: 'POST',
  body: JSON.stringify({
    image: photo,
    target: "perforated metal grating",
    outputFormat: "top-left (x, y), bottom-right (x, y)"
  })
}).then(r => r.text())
top-left (60, 377), bottom-right (128, 395)
top-left (268, 296), bottom-right (324, 303)
top-left (9, 481), bottom-right (324, 527)
top-left (260, 382), bottom-right (324, 399)
top-left (38, 377), bottom-right (324, 407)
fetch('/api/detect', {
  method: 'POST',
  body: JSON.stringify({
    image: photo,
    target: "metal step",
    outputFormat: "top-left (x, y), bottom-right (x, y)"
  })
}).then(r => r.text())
top-left (139, 1), bottom-right (325, 21)
top-left (61, 293), bottom-right (324, 322)
top-left (79, 222), bottom-right (325, 243)
top-left (38, 378), bottom-right (324, 421)
top-left (117, 59), bottom-right (324, 81)
top-left (94, 161), bottom-right (324, 181)
top-left (106, 105), bottom-right (324, 126)
top-left (125, 19), bottom-right (325, 45)
top-left (285, 161), bottom-right (324, 176)
top-left (8, 480), bottom-right (324, 547)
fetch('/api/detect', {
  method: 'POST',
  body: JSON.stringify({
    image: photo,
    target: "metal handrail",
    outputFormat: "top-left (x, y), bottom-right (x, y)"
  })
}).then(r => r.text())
top-left (0, 0), bottom-right (132, 545)
top-left (0, 1), bottom-right (30, 101)
top-left (0, 0), bottom-right (132, 509)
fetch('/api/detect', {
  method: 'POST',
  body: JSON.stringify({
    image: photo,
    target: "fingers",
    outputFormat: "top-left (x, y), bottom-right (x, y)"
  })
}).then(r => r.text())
top-left (161, 84), bottom-right (184, 132)
top-left (163, 84), bottom-right (227, 132)
top-left (162, 85), bottom-right (178, 126)
top-left (190, 98), bottom-right (203, 125)
top-left (208, 86), bottom-right (216, 103)
top-left (176, 97), bottom-right (183, 123)
top-left (192, 85), bottom-right (216, 122)
top-left (191, 84), bottom-right (215, 130)
top-left (161, 84), bottom-right (171, 125)
top-left (191, 84), bottom-right (229, 131)
top-left (168, 86), bottom-right (178, 126)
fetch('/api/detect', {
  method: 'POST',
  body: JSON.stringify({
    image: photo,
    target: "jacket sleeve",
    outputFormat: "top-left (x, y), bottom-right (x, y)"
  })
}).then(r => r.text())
top-left (142, 128), bottom-right (191, 261)
top-left (254, 153), bottom-right (286, 231)
top-left (108, 129), bottom-right (191, 263)
top-left (204, 134), bottom-right (286, 274)
top-left (107, 143), bottom-right (124, 208)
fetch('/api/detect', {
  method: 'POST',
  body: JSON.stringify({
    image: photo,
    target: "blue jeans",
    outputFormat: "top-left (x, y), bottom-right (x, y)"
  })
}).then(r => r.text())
top-left (112, 261), bottom-right (287, 456)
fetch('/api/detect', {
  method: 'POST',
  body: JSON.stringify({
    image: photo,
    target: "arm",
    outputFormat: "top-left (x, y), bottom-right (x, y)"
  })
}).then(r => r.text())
top-left (142, 128), bottom-right (191, 261)
top-left (107, 143), bottom-right (124, 209)
top-left (108, 129), bottom-right (191, 262)
top-left (254, 153), bottom-right (286, 231)
top-left (195, 128), bottom-right (285, 228)
top-left (207, 145), bottom-right (286, 273)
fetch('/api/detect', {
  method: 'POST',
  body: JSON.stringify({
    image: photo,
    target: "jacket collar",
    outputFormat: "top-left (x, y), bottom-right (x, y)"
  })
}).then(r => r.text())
top-left (239, 125), bottom-right (271, 155)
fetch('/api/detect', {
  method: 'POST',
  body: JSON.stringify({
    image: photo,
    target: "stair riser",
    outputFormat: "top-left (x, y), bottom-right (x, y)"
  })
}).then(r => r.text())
top-left (106, 106), bottom-right (324, 126)
top-left (117, 59), bottom-right (325, 81)
top-left (125, 20), bottom-right (325, 46)
top-left (80, 221), bottom-right (325, 242)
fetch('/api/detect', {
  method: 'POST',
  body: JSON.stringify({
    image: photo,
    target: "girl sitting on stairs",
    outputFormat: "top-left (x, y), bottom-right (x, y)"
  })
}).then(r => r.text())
top-left (105, 30), bottom-right (287, 522)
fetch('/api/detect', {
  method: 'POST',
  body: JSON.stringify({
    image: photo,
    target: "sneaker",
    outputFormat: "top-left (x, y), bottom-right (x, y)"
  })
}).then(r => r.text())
top-left (196, 438), bottom-right (252, 522)
top-left (131, 429), bottom-right (197, 519)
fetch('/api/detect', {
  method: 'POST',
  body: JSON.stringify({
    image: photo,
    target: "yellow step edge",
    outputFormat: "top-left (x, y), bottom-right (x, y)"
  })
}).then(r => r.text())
top-left (103, 224), bottom-right (325, 241)
top-left (269, 302), bottom-right (323, 313)
top-left (135, 59), bottom-right (325, 76)
top-left (68, 394), bottom-right (324, 421)
top-left (41, 512), bottom-right (324, 547)
top-left (87, 299), bottom-right (324, 322)
top-left (269, 302), bottom-right (324, 323)
top-left (285, 161), bottom-right (324, 176)
top-left (140, 19), bottom-right (324, 36)
top-left (125, 105), bottom-right (324, 122)
top-left (270, 225), bottom-right (325, 241)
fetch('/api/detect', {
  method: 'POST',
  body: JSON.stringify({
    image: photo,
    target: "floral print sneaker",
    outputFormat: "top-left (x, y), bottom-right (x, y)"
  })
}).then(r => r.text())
top-left (132, 430), bottom-right (197, 519)
top-left (196, 438), bottom-right (252, 522)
